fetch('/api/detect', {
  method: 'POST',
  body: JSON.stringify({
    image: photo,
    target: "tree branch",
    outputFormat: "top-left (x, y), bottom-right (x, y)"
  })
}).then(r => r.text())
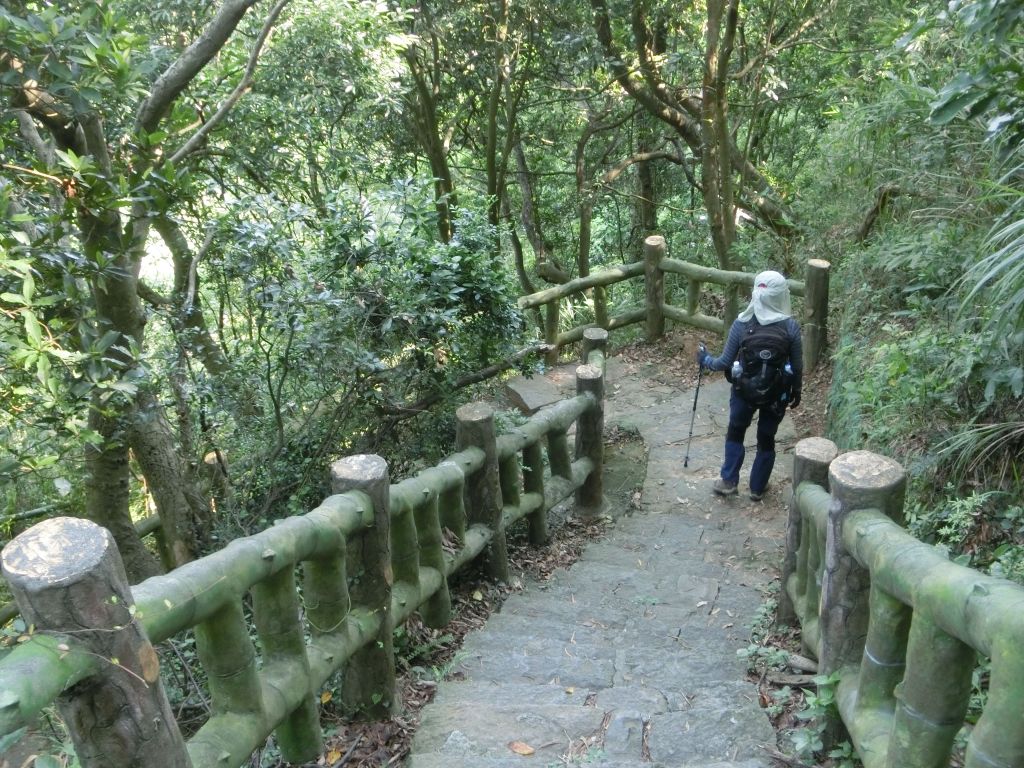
top-left (590, 0), bottom-right (703, 149)
top-left (599, 149), bottom-right (685, 186)
top-left (732, 3), bottom-right (835, 81)
top-left (168, 0), bottom-right (291, 164)
top-left (136, 0), bottom-right (263, 134)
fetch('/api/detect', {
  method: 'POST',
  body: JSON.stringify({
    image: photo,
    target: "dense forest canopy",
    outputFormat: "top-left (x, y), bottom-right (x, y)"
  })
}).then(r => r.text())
top-left (1, 0), bottom-right (1022, 587)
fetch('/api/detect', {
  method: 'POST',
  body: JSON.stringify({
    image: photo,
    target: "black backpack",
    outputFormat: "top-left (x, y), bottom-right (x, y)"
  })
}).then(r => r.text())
top-left (730, 320), bottom-right (792, 406)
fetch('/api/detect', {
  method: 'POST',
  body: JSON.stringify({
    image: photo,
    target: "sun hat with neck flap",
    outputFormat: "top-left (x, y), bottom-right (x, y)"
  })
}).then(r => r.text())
top-left (736, 270), bottom-right (792, 325)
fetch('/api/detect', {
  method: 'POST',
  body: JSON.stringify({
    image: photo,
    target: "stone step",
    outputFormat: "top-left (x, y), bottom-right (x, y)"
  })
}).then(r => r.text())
top-left (406, 754), bottom-right (772, 768)
top-left (476, 605), bottom-right (753, 658)
top-left (411, 702), bottom-right (606, 760)
top-left (408, 688), bottom-right (773, 765)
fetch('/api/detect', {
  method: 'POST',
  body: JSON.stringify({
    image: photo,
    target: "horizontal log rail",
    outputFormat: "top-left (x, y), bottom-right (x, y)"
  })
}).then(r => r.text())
top-left (782, 439), bottom-right (1024, 768)
top-left (517, 234), bottom-right (830, 371)
top-left (0, 333), bottom-right (611, 768)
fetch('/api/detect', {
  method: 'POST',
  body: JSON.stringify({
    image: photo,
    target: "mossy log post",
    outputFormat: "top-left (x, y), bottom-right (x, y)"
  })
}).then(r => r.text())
top-left (389, 494), bottom-right (421, 589)
top-left (644, 235), bottom-right (666, 342)
top-left (581, 327), bottom-right (608, 369)
top-left (330, 455), bottom-right (397, 718)
top-left (547, 423), bottom-right (573, 484)
top-left (820, 451), bottom-right (907, 677)
top-left (792, 482), bottom-right (830, 659)
top-left (456, 404), bottom-right (510, 582)
top-left (779, 438), bottom-right (838, 626)
top-left (686, 278), bottom-right (700, 316)
top-left (190, 600), bottom-right (266, 763)
top-left (575, 363), bottom-right (604, 513)
top-left (410, 486), bottom-right (452, 628)
top-left (522, 440), bottom-right (547, 545)
top-left (252, 567), bottom-right (322, 763)
top-left (886, 617), bottom-right (974, 768)
top-left (854, 584), bottom-right (911, 716)
top-left (1, 517), bottom-right (189, 768)
top-left (438, 450), bottom-right (478, 545)
top-left (803, 258), bottom-right (831, 371)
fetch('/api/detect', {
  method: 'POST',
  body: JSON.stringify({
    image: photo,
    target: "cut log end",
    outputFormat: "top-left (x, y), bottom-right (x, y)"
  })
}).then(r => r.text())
top-left (1, 517), bottom-right (112, 587)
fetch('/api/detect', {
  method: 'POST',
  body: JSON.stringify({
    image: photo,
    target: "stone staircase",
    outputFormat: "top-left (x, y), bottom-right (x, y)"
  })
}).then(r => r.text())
top-left (405, 358), bottom-right (794, 768)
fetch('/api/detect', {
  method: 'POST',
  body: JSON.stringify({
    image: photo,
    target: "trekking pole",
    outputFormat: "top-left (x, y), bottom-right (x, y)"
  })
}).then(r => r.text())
top-left (683, 353), bottom-right (704, 468)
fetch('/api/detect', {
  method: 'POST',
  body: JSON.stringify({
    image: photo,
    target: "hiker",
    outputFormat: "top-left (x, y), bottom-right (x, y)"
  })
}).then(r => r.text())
top-left (695, 271), bottom-right (802, 500)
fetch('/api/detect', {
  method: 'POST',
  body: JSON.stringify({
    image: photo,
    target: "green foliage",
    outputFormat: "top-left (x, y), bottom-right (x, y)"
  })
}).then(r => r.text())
top-left (787, 672), bottom-right (843, 764)
top-left (923, 0), bottom-right (1024, 142)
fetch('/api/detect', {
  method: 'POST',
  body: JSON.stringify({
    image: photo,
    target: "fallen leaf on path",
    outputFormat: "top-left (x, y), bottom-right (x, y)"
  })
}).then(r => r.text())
top-left (508, 741), bottom-right (535, 755)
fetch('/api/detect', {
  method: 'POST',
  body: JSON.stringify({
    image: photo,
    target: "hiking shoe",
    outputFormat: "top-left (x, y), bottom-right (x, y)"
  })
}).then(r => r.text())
top-left (712, 478), bottom-right (738, 496)
top-left (749, 489), bottom-right (765, 501)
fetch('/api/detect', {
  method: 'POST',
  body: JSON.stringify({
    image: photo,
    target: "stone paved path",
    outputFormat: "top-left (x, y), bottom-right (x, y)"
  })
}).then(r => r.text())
top-left (406, 354), bottom-right (799, 768)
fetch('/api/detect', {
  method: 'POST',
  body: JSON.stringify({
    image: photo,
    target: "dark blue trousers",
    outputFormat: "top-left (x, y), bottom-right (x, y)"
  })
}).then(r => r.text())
top-left (721, 391), bottom-right (786, 494)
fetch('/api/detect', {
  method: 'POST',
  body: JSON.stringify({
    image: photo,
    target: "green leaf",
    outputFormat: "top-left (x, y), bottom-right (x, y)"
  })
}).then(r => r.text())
top-left (21, 271), bottom-right (35, 303)
top-left (23, 310), bottom-right (43, 346)
top-left (930, 88), bottom-right (988, 125)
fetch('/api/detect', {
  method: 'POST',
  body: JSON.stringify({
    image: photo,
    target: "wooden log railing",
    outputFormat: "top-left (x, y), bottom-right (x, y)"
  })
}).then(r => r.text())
top-left (519, 233), bottom-right (831, 373)
top-left (0, 342), bottom-right (609, 768)
top-left (783, 439), bottom-right (1024, 768)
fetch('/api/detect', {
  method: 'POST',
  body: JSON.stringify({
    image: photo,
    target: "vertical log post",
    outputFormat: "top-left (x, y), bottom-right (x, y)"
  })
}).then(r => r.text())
top-left (437, 467), bottom-right (467, 544)
top-left (778, 438), bottom-right (838, 625)
top-left (802, 519), bottom-right (824, 659)
top-left (803, 258), bottom-right (831, 372)
top-left (390, 498), bottom-right (421, 588)
top-left (456, 404), bottom-right (510, 582)
top-left (547, 427), bottom-right (572, 482)
top-left (581, 327), bottom-right (608, 369)
top-left (1, 517), bottom-right (189, 768)
top-left (884, 615), bottom-right (975, 768)
top-left (644, 234), bottom-right (666, 342)
top-left (522, 441), bottom-right (547, 545)
top-left (821, 451), bottom-right (906, 676)
top-left (499, 452), bottom-right (521, 529)
top-left (303, 545), bottom-right (350, 637)
top-left (723, 284), bottom-right (739, 336)
top-left (330, 455), bottom-right (396, 718)
top-left (968, 638), bottom-right (1024, 768)
top-left (544, 300), bottom-right (559, 366)
top-left (575, 364), bottom-right (605, 513)
top-left (854, 584), bottom-right (911, 716)
top-left (686, 278), bottom-right (700, 319)
top-left (252, 567), bottom-right (322, 764)
top-left (193, 600), bottom-right (265, 743)
top-left (413, 488), bottom-right (452, 628)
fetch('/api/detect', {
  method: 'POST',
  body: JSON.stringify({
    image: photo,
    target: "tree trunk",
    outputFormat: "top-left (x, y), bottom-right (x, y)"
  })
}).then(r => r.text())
top-left (701, 0), bottom-right (740, 272)
top-left (403, 46), bottom-right (456, 243)
top-left (129, 391), bottom-right (210, 568)
top-left (636, 116), bottom-right (659, 257)
top-left (85, 405), bottom-right (163, 582)
top-left (590, 0), bottom-right (798, 239)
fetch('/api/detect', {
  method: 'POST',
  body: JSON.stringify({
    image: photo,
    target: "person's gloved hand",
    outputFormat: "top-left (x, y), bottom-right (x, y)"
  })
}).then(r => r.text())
top-left (695, 342), bottom-right (707, 367)
top-left (789, 391), bottom-right (801, 409)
